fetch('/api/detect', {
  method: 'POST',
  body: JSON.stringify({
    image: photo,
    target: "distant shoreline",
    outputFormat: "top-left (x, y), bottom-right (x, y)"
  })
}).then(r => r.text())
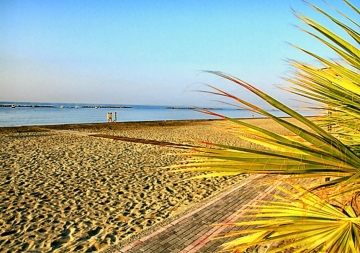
top-left (0, 104), bottom-right (56, 108)
top-left (0, 116), bottom-right (317, 130)
top-left (0, 104), bottom-right (132, 109)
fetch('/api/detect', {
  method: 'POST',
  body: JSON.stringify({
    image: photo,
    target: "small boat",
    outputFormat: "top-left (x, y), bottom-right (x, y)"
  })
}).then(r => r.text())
top-left (74, 106), bottom-right (79, 109)
top-left (11, 105), bottom-right (16, 108)
top-left (95, 106), bottom-right (99, 109)
top-left (60, 105), bottom-right (64, 109)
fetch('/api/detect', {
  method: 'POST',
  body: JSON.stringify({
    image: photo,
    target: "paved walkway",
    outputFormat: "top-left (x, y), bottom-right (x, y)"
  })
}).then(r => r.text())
top-left (104, 174), bottom-right (283, 253)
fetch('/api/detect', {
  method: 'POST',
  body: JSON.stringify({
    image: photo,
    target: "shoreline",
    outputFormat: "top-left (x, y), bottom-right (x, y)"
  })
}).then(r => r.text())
top-left (0, 115), bottom-right (308, 130)
top-left (0, 118), bottom-right (216, 130)
top-left (0, 118), bottom-right (228, 129)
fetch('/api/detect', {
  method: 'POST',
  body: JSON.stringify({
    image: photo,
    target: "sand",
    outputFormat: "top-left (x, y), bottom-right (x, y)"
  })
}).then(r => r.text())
top-left (0, 118), bottom-right (299, 252)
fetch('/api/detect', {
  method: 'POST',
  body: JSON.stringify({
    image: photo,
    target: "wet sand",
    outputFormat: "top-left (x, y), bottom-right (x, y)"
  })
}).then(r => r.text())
top-left (0, 119), bottom-right (299, 252)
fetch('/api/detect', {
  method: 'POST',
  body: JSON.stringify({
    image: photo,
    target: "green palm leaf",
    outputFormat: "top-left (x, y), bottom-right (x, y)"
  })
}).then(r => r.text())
top-left (216, 183), bottom-right (360, 253)
top-left (173, 76), bottom-right (360, 196)
top-left (172, 1), bottom-right (360, 251)
top-left (173, 0), bottom-right (360, 196)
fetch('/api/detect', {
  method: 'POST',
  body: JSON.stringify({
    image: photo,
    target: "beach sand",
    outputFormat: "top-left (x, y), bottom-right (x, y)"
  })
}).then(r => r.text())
top-left (0, 118), bottom-right (302, 252)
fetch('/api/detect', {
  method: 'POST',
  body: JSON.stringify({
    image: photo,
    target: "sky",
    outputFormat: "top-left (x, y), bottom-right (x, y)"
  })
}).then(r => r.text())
top-left (0, 0), bottom-right (356, 107)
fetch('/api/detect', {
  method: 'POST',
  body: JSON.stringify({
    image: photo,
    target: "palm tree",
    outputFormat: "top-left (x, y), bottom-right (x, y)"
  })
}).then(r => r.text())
top-left (173, 1), bottom-right (360, 251)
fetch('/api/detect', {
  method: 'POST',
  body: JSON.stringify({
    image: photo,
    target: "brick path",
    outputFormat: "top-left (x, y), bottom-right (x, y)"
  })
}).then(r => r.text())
top-left (110, 174), bottom-right (283, 253)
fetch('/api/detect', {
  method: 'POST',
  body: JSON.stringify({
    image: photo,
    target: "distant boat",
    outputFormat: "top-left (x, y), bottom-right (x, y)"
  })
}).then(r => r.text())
top-left (95, 106), bottom-right (99, 109)
top-left (11, 105), bottom-right (16, 108)
top-left (60, 105), bottom-right (64, 109)
top-left (74, 106), bottom-right (79, 109)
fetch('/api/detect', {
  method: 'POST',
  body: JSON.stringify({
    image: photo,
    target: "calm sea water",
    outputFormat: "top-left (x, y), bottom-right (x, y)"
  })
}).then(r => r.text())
top-left (0, 102), bottom-right (319, 127)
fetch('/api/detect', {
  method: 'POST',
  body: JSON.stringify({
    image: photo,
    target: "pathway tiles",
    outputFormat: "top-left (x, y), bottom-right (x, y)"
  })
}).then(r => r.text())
top-left (116, 174), bottom-right (284, 253)
top-left (196, 188), bottom-right (281, 253)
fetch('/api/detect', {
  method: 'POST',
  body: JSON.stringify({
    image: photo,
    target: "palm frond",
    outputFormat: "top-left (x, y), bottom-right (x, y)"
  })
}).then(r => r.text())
top-left (217, 183), bottom-right (360, 253)
top-left (173, 1), bottom-right (360, 252)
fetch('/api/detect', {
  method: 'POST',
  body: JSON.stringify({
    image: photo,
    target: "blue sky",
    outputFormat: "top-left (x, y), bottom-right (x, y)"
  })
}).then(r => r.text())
top-left (0, 0), bottom-right (355, 107)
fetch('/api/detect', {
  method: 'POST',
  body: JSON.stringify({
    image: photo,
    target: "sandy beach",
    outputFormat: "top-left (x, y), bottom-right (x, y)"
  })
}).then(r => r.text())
top-left (0, 118), bottom-right (300, 252)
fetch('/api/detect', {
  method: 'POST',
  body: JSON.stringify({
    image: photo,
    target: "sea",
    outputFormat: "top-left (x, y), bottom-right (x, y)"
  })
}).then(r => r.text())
top-left (0, 102), bottom-right (320, 127)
